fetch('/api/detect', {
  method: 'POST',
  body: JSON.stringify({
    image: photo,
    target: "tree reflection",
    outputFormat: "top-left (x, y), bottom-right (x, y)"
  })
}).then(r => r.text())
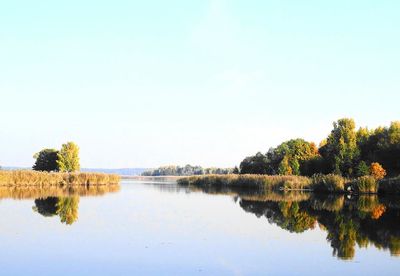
top-left (33, 196), bottom-right (79, 225)
top-left (56, 197), bottom-right (79, 225)
top-left (190, 185), bottom-right (400, 260)
top-left (33, 197), bottom-right (58, 217)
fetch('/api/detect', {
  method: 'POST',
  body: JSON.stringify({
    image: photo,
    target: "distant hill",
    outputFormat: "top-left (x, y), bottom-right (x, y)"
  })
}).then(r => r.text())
top-left (0, 167), bottom-right (148, 176)
top-left (1, 166), bottom-right (31, 171)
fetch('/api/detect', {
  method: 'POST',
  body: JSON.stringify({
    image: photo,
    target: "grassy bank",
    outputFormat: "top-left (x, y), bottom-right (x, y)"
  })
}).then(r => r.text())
top-left (178, 174), bottom-right (400, 195)
top-left (0, 170), bottom-right (120, 187)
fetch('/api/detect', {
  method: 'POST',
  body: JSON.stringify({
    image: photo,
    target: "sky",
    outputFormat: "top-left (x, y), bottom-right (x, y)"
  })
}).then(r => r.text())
top-left (1, 0), bottom-right (399, 168)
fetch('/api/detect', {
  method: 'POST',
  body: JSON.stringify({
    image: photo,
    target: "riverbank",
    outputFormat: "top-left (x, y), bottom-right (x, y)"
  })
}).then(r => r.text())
top-left (0, 170), bottom-right (120, 187)
top-left (178, 174), bottom-right (400, 195)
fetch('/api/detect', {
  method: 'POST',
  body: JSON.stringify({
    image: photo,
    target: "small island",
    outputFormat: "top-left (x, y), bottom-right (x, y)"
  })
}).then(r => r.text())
top-left (0, 142), bottom-right (120, 187)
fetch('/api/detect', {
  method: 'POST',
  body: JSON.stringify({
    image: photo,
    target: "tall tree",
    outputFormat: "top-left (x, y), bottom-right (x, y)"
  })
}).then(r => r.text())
top-left (320, 118), bottom-right (359, 176)
top-left (57, 142), bottom-right (80, 172)
top-left (33, 149), bottom-right (59, 172)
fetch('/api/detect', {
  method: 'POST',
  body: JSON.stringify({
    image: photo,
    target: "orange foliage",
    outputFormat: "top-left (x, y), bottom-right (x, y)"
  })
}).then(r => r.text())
top-left (371, 204), bottom-right (386, 220)
top-left (370, 162), bottom-right (386, 180)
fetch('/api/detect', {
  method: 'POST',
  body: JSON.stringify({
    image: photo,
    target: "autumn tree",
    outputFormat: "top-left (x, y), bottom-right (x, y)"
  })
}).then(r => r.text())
top-left (57, 142), bottom-right (80, 172)
top-left (370, 162), bottom-right (386, 180)
top-left (33, 149), bottom-right (59, 172)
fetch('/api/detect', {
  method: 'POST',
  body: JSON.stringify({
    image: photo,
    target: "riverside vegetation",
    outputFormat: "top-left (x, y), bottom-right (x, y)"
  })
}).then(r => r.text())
top-left (179, 118), bottom-right (400, 195)
top-left (178, 174), bottom-right (400, 195)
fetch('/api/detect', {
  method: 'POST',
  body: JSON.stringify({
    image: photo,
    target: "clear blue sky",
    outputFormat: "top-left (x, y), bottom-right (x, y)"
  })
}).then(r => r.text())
top-left (1, 0), bottom-right (399, 168)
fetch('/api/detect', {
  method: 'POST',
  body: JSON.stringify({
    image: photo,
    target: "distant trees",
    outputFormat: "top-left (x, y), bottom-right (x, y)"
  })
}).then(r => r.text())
top-left (33, 142), bottom-right (80, 173)
top-left (237, 118), bottom-right (400, 178)
top-left (33, 149), bottom-right (59, 172)
top-left (142, 165), bottom-right (233, 176)
top-left (57, 142), bottom-right (80, 172)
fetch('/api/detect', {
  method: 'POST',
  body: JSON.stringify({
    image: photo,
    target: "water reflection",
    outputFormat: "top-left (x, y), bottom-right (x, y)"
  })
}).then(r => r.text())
top-left (186, 185), bottom-right (400, 260)
top-left (33, 196), bottom-right (80, 225)
top-left (0, 184), bottom-right (120, 200)
top-left (0, 185), bottom-right (119, 225)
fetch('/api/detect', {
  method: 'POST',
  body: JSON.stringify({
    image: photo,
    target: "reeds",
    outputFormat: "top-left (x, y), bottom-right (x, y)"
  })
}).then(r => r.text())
top-left (178, 174), bottom-right (312, 191)
top-left (178, 174), bottom-right (400, 195)
top-left (352, 176), bottom-right (378, 194)
top-left (311, 174), bottom-right (346, 193)
top-left (0, 170), bottom-right (120, 187)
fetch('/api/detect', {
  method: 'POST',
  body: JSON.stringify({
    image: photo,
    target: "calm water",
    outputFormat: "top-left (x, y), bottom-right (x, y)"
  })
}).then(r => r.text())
top-left (1, 179), bottom-right (400, 275)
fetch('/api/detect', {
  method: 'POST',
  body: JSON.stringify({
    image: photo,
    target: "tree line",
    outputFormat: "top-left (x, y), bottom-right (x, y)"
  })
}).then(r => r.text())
top-left (33, 142), bottom-right (80, 172)
top-left (239, 118), bottom-right (400, 178)
top-left (142, 165), bottom-right (234, 176)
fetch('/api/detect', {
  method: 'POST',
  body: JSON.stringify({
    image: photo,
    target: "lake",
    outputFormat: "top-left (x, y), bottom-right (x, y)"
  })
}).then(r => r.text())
top-left (1, 179), bottom-right (400, 275)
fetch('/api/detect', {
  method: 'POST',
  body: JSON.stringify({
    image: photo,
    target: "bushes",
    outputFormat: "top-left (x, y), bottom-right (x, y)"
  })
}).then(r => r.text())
top-left (0, 170), bottom-right (120, 187)
top-left (311, 174), bottom-right (345, 193)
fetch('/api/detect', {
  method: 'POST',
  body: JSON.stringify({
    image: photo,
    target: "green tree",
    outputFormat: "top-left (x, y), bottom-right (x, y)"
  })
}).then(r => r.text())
top-left (320, 118), bottom-right (359, 176)
top-left (278, 155), bottom-right (293, 175)
top-left (240, 152), bottom-right (269, 174)
top-left (57, 142), bottom-right (80, 172)
top-left (267, 139), bottom-right (319, 175)
top-left (356, 121), bottom-right (400, 176)
top-left (356, 161), bottom-right (370, 177)
top-left (33, 149), bottom-right (59, 172)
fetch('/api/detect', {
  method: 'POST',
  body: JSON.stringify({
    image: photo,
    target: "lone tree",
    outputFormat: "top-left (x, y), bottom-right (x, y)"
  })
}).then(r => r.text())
top-left (33, 149), bottom-right (59, 172)
top-left (57, 142), bottom-right (80, 172)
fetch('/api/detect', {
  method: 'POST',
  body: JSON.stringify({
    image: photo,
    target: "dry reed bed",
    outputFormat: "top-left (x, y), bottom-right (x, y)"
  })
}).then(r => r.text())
top-left (0, 170), bottom-right (120, 187)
